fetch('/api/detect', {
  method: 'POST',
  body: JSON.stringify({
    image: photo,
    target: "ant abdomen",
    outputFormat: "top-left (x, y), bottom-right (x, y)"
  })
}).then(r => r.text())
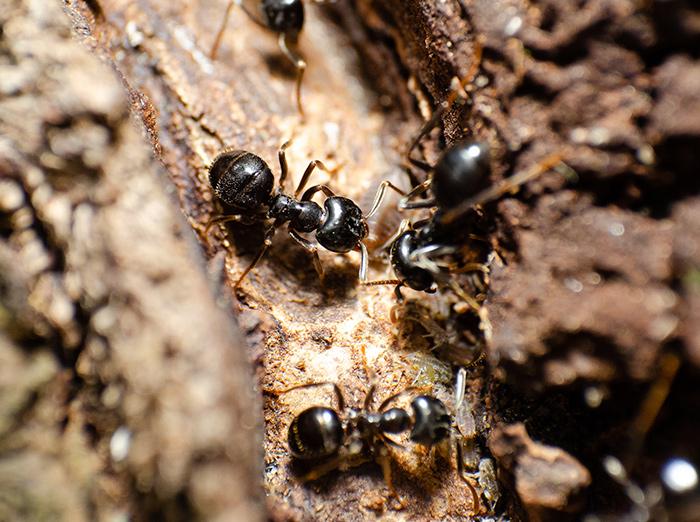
top-left (410, 396), bottom-right (451, 445)
top-left (288, 406), bottom-right (344, 460)
top-left (209, 150), bottom-right (274, 210)
top-left (432, 142), bottom-right (490, 212)
top-left (316, 197), bottom-right (368, 253)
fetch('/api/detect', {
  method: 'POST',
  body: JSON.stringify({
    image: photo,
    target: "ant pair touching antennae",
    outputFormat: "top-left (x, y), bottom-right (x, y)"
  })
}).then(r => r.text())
top-left (206, 141), bottom-right (404, 288)
top-left (210, 0), bottom-right (317, 117)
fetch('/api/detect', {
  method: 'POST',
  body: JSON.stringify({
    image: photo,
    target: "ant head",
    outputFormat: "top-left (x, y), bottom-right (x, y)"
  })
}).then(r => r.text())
top-left (390, 230), bottom-right (436, 291)
top-left (288, 406), bottom-right (344, 460)
top-left (316, 197), bottom-right (369, 253)
top-left (433, 141), bottom-right (490, 212)
top-left (261, 0), bottom-right (304, 34)
top-left (409, 396), bottom-right (451, 445)
top-left (209, 150), bottom-right (274, 211)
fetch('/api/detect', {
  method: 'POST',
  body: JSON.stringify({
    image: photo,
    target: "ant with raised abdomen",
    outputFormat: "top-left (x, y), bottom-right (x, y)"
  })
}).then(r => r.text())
top-left (206, 141), bottom-right (404, 287)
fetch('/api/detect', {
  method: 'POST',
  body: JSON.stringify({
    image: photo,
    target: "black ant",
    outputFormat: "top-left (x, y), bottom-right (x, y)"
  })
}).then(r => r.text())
top-left (363, 38), bottom-right (565, 306)
top-left (279, 379), bottom-right (478, 507)
top-left (206, 142), bottom-right (404, 287)
top-left (210, 0), bottom-right (310, 116)
top-left (366, 144), bottom-right (563, 307)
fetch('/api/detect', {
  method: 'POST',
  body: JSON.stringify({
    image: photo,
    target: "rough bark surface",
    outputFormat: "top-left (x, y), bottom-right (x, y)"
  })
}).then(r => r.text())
top-left (2, 0), bottom-right (700, 520)
top-left (0, 0), bottom-right (263, 520)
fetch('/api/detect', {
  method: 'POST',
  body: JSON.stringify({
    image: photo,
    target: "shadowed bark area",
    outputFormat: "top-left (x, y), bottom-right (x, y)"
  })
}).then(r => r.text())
top-left (2, 0), bottom-right (700, 520)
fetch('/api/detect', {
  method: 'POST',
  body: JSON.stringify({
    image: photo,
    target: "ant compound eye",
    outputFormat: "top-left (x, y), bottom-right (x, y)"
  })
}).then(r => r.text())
top-left (410, 396), bottom-right (452, 445)
top-left (288, 407), bottom-right (343, 459)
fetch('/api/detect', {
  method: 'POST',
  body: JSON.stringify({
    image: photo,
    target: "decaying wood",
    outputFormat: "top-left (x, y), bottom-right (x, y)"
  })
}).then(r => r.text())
top-left (3, 0), bottom-right (700, 520)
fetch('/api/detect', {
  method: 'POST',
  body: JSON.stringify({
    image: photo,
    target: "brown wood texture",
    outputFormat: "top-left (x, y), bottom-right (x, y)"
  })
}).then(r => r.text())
top-left (1, 0), bottom-right (263, 519)
top-left (3, 0), bottom-right (700, 520)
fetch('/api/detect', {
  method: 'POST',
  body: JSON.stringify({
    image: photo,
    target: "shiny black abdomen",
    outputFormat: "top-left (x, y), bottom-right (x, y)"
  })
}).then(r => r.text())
top-left (409, 396), bottom-right (451, 445)
top-left (288, 406), bottom-right (343, 459)
top-left (390, 231), bottom-right (434, 291)
top-left (209, 150), bottom-right (274, 211)
top-left (261, 0), bottom-right (304, 33)
top-left (316, 197), bottom-right (368, 253)
top-left (433, 141), bottom-right (489, 211)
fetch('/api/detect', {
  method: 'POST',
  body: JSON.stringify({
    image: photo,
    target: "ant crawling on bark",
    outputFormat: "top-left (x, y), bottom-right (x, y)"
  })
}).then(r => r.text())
top-left (277, 372), bottom-right (479, 508)
top-left (206, 141), bottom-right (404, 287)
top-left (364, 147), bottom-right (564, 307)
top-left (210, 0), bottom-right (321, 117)
top-left (363, 38), bottom-right (565, 308)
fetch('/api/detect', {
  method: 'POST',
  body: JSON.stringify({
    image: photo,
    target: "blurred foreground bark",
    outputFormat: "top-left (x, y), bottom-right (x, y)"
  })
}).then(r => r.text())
top-left (2, 0), bottom-right (700, 520)
top-left (0, 0), bottom-right (263, 519)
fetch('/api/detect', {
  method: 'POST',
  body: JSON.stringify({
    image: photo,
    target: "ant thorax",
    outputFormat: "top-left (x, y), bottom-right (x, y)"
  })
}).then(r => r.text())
top-left (268, 193), bottom-right (323, 233)
top-left (343, 408), bottom-right (384, 456)
top-left (343, 408), bottom-right (371, 456)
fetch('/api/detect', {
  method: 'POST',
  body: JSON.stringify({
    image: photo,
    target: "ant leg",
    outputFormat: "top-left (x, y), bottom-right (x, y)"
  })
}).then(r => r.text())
top-left (447, 280), bottom-right (481, 313)
top-left (234, 225), bottom-right (276, 288)
top-left (278, 33), bottom-right (307, 118)
top-left (359, 345), bottom-right (378, 409)
top-left (377, 386), bottom-right (428, 411)
top-left (398, 179), bottom-right (435, 210)
top-left (365, 181), bottom-right (406, 219)
top-left (381, 434), bottom-right (406, 450)
top-left (377, 447), bottom-right (400, 499)
top-left (210, 0), bottom-right (236, 60)
top-left (205, 214), bottom-right (242, 236)
top-left (455, 437), bottom-right (481, 512)
top-left (450, 262), bottom-right (489, 275)
top-left (358, 242), bottom-right (371, 282)
top-left (300, 184), bottom-right (336, 201)
top-left (441, 152), bottom-right (565, 225)
top-left (277, 140), bottom-right (293, 190)
top-left (377, 444), bottom-right (410, 508)
top-left (628, 352), bottom-right (681, 460)
top-left (301, 455), bottom-right (347, 482)
top-left (394, 282), bottom-right (406, 302)
top-left (269, 381), bottom-right (346, 411)
top-left (288, 229), bottom-right (324, 279)
top-left (405, 39), bottom-right (483, 166)
top-left (295, 161), bottom-right (334, 198)
top-left (374, 219), bottom-right (411, 254)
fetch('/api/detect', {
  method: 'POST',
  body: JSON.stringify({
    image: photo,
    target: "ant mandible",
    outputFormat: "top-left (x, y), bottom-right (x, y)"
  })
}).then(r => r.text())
top-left (210, 0), bottom-right (309, 116)
top-left (280, 379), bottom-right (478, 508)
top-left (207, 142), bottom-right (404, 287)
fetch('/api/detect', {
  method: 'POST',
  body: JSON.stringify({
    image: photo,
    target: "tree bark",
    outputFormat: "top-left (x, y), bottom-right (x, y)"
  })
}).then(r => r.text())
top-left (2, 0), bottom-right (700, 520)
